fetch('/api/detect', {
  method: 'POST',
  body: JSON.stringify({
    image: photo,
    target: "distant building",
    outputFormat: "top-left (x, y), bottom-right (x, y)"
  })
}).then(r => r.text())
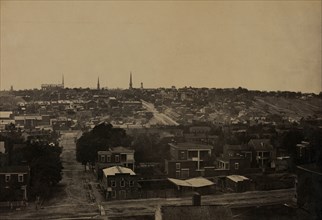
top-left (296, 141), bottom-right (314, 164)
top-left (189, 126), bottom-right (211, 134)
top-left (101, 166), bottom-right (138, 200)
top-left (225, 175), bottom-right (251, 192)
top-left (248, 139), bottom-right (276, 169)
top-left (14, 115), bottom-right (43, 129)
top-left (0, 111), bottom-right (14, 130)
top-left (216, 144), bottom-right (252, 173)
top-left (41, 74), bottom-right (64, 90)
top-left (96, 146), bottom-right (135, 180)
top-left (41, 84), bottom-right (64, 90)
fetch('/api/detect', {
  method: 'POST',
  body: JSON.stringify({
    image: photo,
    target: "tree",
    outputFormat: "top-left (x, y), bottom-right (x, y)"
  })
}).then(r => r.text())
top-left (76, 122), bottom-right (132, 170)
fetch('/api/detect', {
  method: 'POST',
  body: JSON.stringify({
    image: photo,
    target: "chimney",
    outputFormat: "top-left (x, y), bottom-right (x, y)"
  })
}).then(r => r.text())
top-left (192, 192), bottom-right (201, 206)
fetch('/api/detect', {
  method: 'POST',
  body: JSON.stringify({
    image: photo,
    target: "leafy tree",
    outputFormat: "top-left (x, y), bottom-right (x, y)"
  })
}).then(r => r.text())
top-left (76, 122), bottom-right (132, 170)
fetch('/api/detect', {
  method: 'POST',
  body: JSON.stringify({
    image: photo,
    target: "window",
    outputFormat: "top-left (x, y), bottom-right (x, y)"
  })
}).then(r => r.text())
top-left (235, 163), bottom-right (239, 170)
top-left (18, 174), bottom-right (24, 182)
top-left (175, 163), bottom-right (181, 170)
top-left (129, 180), bottom-right (134, 187)
top-left (120, 180), bottom-right (125, 187)
top-left (5, 174), bottom-right (10, 182)
top-left (100, 155), bottom-right (106, 162)
top-left (111, 190), bottom-right (116, 198)
top-left (176, 171), bottom-right (181, 178)
top-left (181, 169), bottom-right (189, 178)
top-left (111, 180), bottom-right (116, 187)
top-left (115, 155), bottom-right (120, 162)
top-left (107, 155), bottom-right (111, 162)
top-left (180, 151), bottom-right (185, 160)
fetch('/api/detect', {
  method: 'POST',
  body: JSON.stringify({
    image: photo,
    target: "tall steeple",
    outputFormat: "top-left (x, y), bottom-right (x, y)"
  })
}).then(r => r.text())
top-left (129, 72), bottom-right (133, 89)
top-left (97, 77), bottom-right (100, 90)
top-left (62, 74), bottom-right (64, 88)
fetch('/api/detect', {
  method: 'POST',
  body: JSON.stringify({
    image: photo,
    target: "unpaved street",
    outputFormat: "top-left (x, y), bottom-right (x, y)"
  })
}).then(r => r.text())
top-left (1, 131), bottom-right (104, 220)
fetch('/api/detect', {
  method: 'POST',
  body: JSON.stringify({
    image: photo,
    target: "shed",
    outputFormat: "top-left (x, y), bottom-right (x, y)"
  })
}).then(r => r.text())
top-left (226, 175), bottom-right (251, 192)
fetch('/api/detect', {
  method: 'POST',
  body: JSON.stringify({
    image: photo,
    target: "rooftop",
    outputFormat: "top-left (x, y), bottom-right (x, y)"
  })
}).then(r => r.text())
top-left (169, 142), bottom-right (213, 150)
top-left (248, 139), bottom-right (273, 151)
top-left (168, 177), bottom-right (214, 188)
top-left (226, 175), bottom-right (249, 183)
top-left (0, 166), bottom-right (30, 174)
top-left (103, 166), bottom-right (136, 176)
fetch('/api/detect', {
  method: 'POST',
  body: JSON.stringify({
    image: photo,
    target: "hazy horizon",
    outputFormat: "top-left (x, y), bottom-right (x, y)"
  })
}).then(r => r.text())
top-left (1, 1), bottom-right (321, 93)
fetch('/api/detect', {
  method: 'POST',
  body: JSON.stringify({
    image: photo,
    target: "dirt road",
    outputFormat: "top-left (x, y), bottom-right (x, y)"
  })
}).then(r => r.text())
top-left (1, 131), bottom-right (104, 220)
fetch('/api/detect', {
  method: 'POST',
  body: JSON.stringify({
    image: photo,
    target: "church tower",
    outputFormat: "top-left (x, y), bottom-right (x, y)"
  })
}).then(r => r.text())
top-left (62, 74), bottom-right (64, 88)
top-left (97, 77), bottom-right (100, 90)
top-left (129, 72), bottom-right (133, 89)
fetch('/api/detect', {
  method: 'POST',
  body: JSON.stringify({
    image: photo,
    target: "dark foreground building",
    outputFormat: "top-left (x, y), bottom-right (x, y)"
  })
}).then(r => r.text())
top-left (296, 164), bottom-right (322, 219)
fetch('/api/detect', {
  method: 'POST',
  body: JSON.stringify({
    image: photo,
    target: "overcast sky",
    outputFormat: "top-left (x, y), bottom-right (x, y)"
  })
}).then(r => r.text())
top-left (0, 1), bottom-right (321, 93)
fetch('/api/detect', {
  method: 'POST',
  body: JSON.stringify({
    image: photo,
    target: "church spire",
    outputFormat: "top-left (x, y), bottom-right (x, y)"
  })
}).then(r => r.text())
top-left (129, 72), bottom-right (133, 89)
top-left (62, 74), bottom-right (64, 88)
top-left (97, 77), bottom-right (100, 90)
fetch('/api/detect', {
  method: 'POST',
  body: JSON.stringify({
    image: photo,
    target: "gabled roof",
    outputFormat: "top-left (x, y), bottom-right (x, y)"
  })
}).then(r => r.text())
top-left (226, 175), bottom-right (249, 183)
top-left (0, 166), bottom-right (30, 174)
top-left (224, 144), bottom-right (250, 151)
top-left (0, 111), bottom-right (13, 119)
top-left (103, 166), bottom-right (136, 176)
top-left (98, 146), bottom-right (134, 154)
top-left (169, 142), bottom-right (213, 150)
top-left (168, 177), bottom-right (214, 188)
top-left (248, 139), bottom-right (273, 151)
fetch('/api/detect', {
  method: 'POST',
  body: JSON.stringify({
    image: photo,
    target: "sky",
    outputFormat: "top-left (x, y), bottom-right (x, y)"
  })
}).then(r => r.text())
top-left (0, 1), bottom-right (321, 93)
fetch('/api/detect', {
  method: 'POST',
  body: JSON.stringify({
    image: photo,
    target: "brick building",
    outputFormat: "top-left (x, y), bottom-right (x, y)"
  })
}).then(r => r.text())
top-left (96, 146), bottom-right (135, 180)
top-left (0, 166), bottom-right (30, 201)
top-left (101, 166), bottom-right (138, 200)
top-left (165, 142), bottom-right (213, 179)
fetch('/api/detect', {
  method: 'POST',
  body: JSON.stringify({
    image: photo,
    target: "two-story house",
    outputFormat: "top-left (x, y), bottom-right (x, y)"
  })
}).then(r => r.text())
top-left (96, 146), bottom-right (135, 180)
top-left (0, 166), bottom-right (30, 202)
top-left (165, 142), bottom-right (214, 179)
top-left (216, 144), bottom-right (252, 173)
top-left (101, 166), bottom-right (138, 200)
top-left (248, 139), bottom-right (276, 169)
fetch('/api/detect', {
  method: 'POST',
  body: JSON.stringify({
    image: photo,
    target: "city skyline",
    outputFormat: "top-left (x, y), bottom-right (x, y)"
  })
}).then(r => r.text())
top-left (0, 1), bottom-right (321, 92)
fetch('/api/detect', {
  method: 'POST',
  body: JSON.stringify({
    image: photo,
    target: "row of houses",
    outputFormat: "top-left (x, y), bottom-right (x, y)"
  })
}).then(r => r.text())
top-left (165, 139), bottom-right (277, 180)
